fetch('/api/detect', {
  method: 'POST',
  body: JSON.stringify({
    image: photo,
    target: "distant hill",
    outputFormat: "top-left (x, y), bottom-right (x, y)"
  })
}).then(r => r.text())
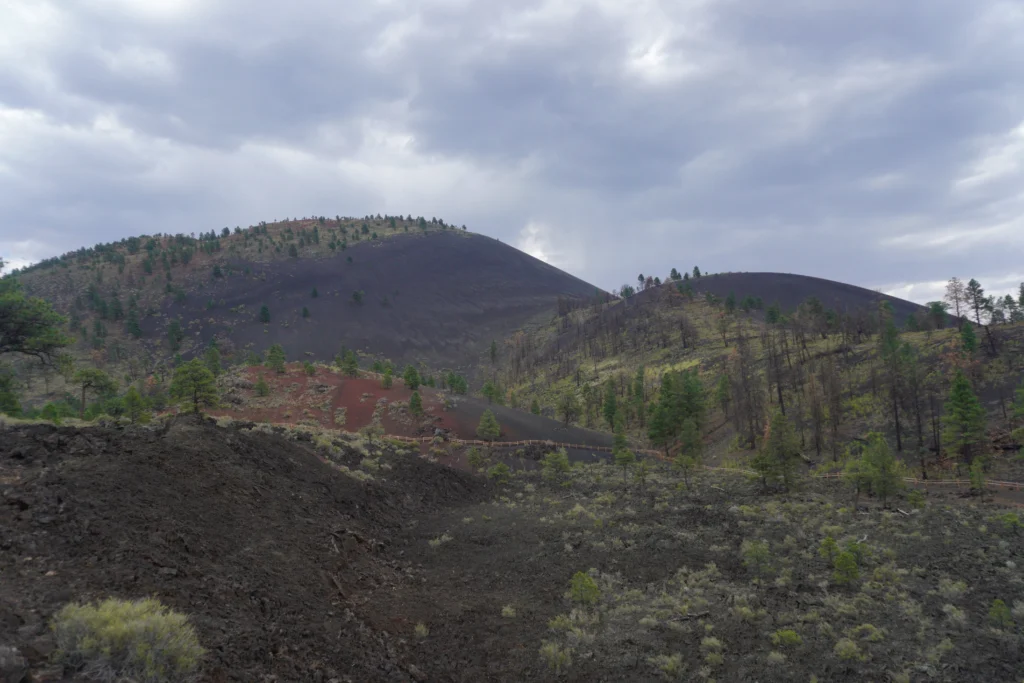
top-left (13, 217), bottom-right (604, 376)
top-left (688, 271), bottom-right (925, 323)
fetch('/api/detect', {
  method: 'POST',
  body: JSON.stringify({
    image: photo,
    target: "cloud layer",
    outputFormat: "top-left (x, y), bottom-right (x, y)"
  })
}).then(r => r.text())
top-left (1, 0), bottom-right (1022, 301)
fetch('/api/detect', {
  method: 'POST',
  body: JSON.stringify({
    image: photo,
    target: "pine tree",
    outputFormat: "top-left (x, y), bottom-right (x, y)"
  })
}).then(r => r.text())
top-left (0, 366), bottom-right (22, 417)
top-left (557, 389), bottom-right (580, 426)
top-left (255, 375), bottom-right (270, 396)
top-left (862, 433), bottom-right (905, 508)
top-left (960, 323), bottom-right (978, 354)
top-left (752, 410), bottom-right (802, 491)
top-left (311, 287), bottom-right (319, 298)
top-left (72, 368), bottom-right (118, 419)
top-left (204, 346), bottom-right (221, 377)
top-left (943, 370), bottom-right (987, 465)
top-left (602, 378), bottom-right (617, 428)
top-left (123, 386), bottom-right (151, 424)
top-left (530, 398), bottom-right (541, 415)
top-left (612, 412), bottom-right (635, 481)
top-left (170, 359), bottom-right (218, 414)
top-left (404, 365), bottom-right (420, 389)
top-left (489, 340), bottom-right (498, 364)
top-left (302, 306), bottom-right (310, 318)
top-left (410, 390), bottom-right (423, 416)
top-left (342, 350), bottom-right (359, 377)
top-left (126, 309), bottom-right (142, 338)
top-left (477, 409), bottom-right (500, 441)
top-left (259, 305), bottom-right (271, 323)
top-left (381, 366), bottom-right (393, 389)
top-left (265, 344), bottom-right (286, 373)
top-left (965, 278), bottom-right (987, 325)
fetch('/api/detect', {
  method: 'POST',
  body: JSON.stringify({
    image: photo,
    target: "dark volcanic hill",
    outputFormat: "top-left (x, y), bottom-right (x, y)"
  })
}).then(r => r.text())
top-left (14, 219), bottom-right (603, 374)
top-left (689, 271), bottom-right (925, 322)
top-left (158, 231), bottom-right (600, 370)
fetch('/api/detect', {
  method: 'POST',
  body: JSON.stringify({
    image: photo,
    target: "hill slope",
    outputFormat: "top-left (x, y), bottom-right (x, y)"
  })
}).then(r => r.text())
top-left (156, 231), bottom-right (601, 370)
top-left (13, 218), bottom-right (603, 378)
top-left (688, 271), bottom-right (924, 323)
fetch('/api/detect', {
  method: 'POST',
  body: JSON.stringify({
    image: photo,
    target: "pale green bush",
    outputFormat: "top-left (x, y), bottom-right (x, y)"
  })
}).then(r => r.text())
top-left (51, 597), bottom-right (204, 683)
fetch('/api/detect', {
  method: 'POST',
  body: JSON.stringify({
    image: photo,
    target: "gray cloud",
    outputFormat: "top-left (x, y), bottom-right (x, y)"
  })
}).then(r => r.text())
top-left (1, 0), bottom-right (1022, 301)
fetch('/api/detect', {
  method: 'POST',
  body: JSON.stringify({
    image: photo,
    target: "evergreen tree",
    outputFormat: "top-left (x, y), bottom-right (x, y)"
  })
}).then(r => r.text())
top-left (725, 291), bottom-right (737, 313)
top-left (126, 308), bottom-right (142, 338)
top-left (530, 397), bottom-right (541, 415)
top-left (255, 375), bottom-right (270, 396)
top-left (404, 365), bottom-right (420, 389)
top-left (265, 344), bottom-right (286, 373)
top-left (0, 260), bottom-right (70, 360)
top-left (965, 278), bottom-right (987, 325)
top-left (167, 318), bottom-right (184, 352)
top-left (943, 370), bottom-right (987, 465)
top-left (302, 306), bottom-right (310, 318)
top-left (612, 412), bottom-right (635, 481)
top-left (862, 433), bottom-right (905, 508)
top-left (693, 266), bottom-right (701, 278)
top-left (381, 366), bottom-right (393, 389)
top-left (752, 410), bottom-right (802, 490)
top-left (477, 409), bottom-right (501, 441)
top-left (204, 346), bottom-right (221, 377)
top-left (171, 359), bottom-right (218, 414)
top-left (670, 267), bottom-right (681, 281)
top-left (342, 350), bottom-right (359, 377)
top-left (0, 366), bottom-right (22, 416)
top-left (602, 378), bottom-right (617, 428)
top-left (557, 388), bottom-right (580, 426)
top-left (123, 386), bottom-right (151, 424)
top-left (673, 418), bottom-right (702, 489)
top-left (311, 287), bottom-right (318, 298)
top-left (259, 305), bottom-right (271, 323)
top-left (72, 368), bottom-right (118, 419)
top-left (926, 301), bottom-right (949, 329)
top-left (960, 323), bottom-right (978, 354)
top-left (410, 390), bottom-right (423, 416)
top-left (489, 340), bottom-right (498, 364)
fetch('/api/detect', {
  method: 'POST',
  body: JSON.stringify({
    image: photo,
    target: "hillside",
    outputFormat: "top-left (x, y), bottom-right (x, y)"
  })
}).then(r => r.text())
top-left (9, 217), bottom-right (604, 399)
top-left (688, 271), bottom-right (924, 324)
top-left (3, 417), bottom-right (1022, 682)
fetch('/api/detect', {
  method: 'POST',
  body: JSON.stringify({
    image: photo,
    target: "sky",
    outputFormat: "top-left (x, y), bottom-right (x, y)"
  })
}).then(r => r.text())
top-left (1, 0), bottom-right (1022, 304)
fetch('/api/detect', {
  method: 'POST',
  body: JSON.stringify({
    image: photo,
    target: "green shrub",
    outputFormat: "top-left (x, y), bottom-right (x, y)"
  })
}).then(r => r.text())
top-left (539, 641), bottom-right (572, 673)
top-left (771, 629), bottom-right (802, 648)
top-left (906, 489), bottom-right (925, 509)
top-left (741, 539), bottom-right (772, 576)
top-left (569, 571), bottom-right (600, 606)
top-left (989, 599), bottom-right (1013, 628)
top-left (832, 638), bottom-right (863, 661)
top-left (997, 511), bottom-right (1022, 534)
top-left (51, 597), bottom-right (204, 682)
top-left (486, 462), bottom-right (511, 484)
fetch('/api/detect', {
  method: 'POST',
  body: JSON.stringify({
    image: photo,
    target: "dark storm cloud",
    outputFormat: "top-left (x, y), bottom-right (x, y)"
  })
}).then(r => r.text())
top-left (1, 0), bottom-right (1021, 300)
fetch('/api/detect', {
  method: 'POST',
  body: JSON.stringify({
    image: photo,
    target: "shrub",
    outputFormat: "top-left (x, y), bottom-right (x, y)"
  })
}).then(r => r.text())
top-left (466, 447), bottom-right (486, 470)
top-left (741, 539), bottom-right (772, 576)
top-left (569, 571), bottom-right (600, 606)
top-left (989, 599), bottom-right (1013, 628)
top-left (771, 629), bottom-right (802, 648)
top-left (539, 641), bottom-right (571, 674)
top-left (832, 638), bottom-right (863, 661)
top-left (501, 605), bottom-right (516, 618)
top-left (486, 462), bottom-right (510, 484)
top-left (414, 622), bottom-right (429, 638)
top-left (997, 511), bottom-right (1022, 534)
top-left (51, 597), bottom-right (204, 682)
top-left (937, 578), bottom-right (968, 600)
top-left (906, 489), bottom-right (925, 509)
top-left (303, 361), bottom-right (315, 376)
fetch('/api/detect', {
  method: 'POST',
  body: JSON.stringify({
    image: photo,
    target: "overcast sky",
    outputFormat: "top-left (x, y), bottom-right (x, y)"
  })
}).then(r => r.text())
top-left (1, 1), bottom-right (1022, 303)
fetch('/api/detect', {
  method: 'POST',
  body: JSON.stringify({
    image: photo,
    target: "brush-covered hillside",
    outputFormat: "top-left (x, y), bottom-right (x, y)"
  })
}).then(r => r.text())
top-left (6, 216), bottom-right (604, 406)
top-left (485, 271), bottom-right (1024, 485)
